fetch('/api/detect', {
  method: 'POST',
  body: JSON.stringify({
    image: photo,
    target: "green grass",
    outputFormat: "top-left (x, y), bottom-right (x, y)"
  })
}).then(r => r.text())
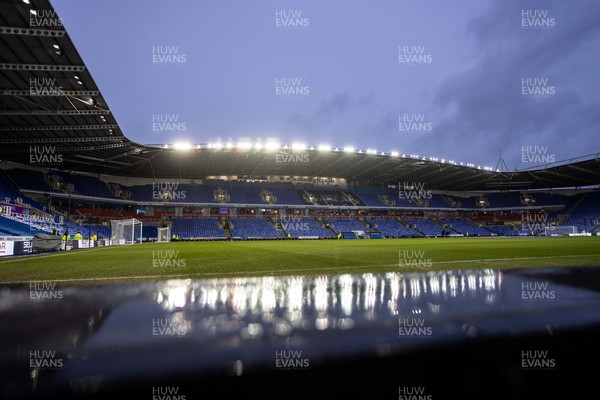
top-left (1, 237), bottom-right (599, 285)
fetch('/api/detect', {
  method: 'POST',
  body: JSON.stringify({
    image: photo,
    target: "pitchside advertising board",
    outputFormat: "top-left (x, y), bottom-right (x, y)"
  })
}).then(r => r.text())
top-left (14, 240), bottom-right (33, 255)
top-left (72, 239), bottom-right (109, 249)
top-left (0, 240), bottom-right (34, 257)
top-left (0, 239), bottom-right (111, 257)
top-left (0, 241), bottom-right (15, 257)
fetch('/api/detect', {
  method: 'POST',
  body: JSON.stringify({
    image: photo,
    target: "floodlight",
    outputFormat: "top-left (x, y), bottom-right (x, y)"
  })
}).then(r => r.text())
top-left (264, 140), bottom-right (280, 151)
top-left (291, 143), bottom-right (306, 151)
top-left (173, 142), bottom-right (192, 151)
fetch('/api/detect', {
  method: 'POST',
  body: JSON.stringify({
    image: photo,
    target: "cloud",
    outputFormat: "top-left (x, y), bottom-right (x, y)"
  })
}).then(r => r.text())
top-left (416, 0), bottom-right (600, 169)
top-left (287, 92), bottom-right (355, 132)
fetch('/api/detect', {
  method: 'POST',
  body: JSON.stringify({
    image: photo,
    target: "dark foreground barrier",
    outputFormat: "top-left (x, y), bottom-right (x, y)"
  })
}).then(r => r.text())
top-left (0, 266), bottom-right (599, 399)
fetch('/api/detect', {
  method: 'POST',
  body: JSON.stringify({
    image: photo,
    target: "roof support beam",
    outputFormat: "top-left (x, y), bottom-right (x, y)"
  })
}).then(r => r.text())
top-left (1, 142), bottom-right (129, 153)
top-left (0, 136), bottom-right (122, 144)
top-left (0, 26), bottom-right (65, 38)
top-left (563, 164), bottom-right (600, 178)
top-left (0, 124), bottom-right (118, 132)
top-left (0, 110), bottom-right (109, 115)
top-left (0, 63), bottom-right (85, 72)
top-left (0, 89), bottom-right (99, 96)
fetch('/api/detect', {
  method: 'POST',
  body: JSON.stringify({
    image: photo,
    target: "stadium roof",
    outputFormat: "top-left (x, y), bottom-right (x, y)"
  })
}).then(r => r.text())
top-left (1, 0), bottom-right (599, 191)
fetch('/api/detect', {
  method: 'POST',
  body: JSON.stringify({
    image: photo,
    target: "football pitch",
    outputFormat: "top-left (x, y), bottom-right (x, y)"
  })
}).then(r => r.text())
top-left (0, 237), bottom-right (599, 285)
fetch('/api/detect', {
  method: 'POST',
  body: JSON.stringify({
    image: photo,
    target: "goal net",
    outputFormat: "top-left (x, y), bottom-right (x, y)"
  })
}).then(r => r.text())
top-left (110, 218), bottom-right (143, 245)
top-left (157, 227), bottom-right (171, 243)
top-left (544, 225), bottom-right (578, 237)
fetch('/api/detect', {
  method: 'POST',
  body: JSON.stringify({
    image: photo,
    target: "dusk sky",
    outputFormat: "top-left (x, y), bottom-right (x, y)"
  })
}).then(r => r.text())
top-left (53, 0), bottom-right (600, 171)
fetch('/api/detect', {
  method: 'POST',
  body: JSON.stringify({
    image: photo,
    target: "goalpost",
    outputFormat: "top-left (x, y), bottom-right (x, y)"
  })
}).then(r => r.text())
top-left (157, 227), bottom-right (171, 243)
top-left (544, 225), bottom-right (578, 237)
top-left (110, 218), bottom-right (143, 245)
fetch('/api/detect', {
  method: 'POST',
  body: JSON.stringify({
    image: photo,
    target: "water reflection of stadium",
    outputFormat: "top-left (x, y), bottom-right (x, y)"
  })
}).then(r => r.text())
top-left (4, 267), bottom-right (600, 399)
top-left (153, 269), bottom-right (502, 339)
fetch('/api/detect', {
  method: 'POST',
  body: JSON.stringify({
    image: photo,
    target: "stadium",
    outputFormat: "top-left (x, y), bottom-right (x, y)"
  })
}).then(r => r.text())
top-left (1, 0), bottom-right (600, 399)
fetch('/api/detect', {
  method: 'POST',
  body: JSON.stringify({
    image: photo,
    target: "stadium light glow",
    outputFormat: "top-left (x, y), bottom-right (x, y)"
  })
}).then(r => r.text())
top-left (173, 142), bottom-right (192, 151)
top-left (237, 141), bottom-right (252, 150)
top-left (29, 9), bottom-right (36, 15)
top-left (291, 143), bottom-right (306, 151)
top-left (158, 138), bottom-right (485, 169)
top-left (22, 0), bottom-right (31, 5)
top-left (264, 140), bottom-right (280, 151)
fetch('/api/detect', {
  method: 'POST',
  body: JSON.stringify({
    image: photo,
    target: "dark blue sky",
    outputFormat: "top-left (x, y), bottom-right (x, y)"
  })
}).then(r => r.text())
top-left (53, 0), bottom-right (600, 171)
